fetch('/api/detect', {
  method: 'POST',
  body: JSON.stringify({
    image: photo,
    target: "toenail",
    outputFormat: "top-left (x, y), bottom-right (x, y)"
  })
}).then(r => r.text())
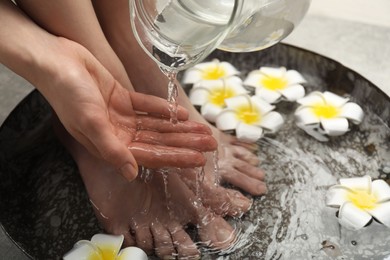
top-left (258, 183), bottom-right (268, 194)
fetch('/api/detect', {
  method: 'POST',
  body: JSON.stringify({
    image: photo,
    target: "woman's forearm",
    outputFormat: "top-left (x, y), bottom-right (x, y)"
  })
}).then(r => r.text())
top-left (0, 0), bottom-right (59, 89)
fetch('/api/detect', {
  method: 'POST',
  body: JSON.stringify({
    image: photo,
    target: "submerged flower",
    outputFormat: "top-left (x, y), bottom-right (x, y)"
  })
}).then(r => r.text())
top-left (294, 91), bottom-right (364, 142)
top-left (64, 234), bottom-right (147, 260)
top-left (216, 94), bottom-right (284, 142)
top-left (182, 59), bottom-right (239, 84)
top-left (189, 76), bottom-right (248, 122)
top-left (326, 175), bottom-right (390, 230)
top-left (244, 66), bottom-right (306, 103)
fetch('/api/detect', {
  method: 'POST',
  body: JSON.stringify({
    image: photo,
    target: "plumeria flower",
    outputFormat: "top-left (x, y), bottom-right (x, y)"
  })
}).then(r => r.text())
top-left (189, 76), bottom-right (248, 122)
top-left (326, 175), bottom-right (390, 230)
top-left (63, 234), bottom-right (147, 260)
top-left (182, 59), bottom-right (239, 85)
top-left (294, 91), bottom-right (364, 142)
top-left (244, 66), bottom-right (306, 103)
top-left (215, 94), bottom-right (284, 142)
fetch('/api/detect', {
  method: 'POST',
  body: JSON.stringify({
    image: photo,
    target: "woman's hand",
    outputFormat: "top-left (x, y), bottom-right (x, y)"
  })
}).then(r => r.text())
top-left (38, 38), bottom-right (217, 180)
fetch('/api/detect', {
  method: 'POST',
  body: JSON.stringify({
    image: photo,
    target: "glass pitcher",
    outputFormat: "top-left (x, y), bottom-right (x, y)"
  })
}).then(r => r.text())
top-left (130, 0), bottom-right (311, 70)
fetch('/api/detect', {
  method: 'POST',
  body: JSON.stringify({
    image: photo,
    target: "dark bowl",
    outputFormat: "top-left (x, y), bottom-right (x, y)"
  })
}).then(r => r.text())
top-left (1, 43), bottom-right (389, 259)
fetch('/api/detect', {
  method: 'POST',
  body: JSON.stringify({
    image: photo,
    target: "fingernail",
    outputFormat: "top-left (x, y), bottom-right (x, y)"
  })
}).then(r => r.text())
top-left (119, 163), bottom-right (138, 181)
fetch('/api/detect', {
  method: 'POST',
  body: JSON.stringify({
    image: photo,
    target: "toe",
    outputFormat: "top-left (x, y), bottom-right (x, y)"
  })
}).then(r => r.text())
top-left (150, 221), bottom-right (176, 259)
top-left (231, 145), bottom-right (260, 166)
top-left (224, 189), bottom-right (253, 217)
top-left (233, 158), bottom-right (265, 180)
top-left (122, 230), bottom-right (136, 247)
top-left (133, 224), bottom-right (154, 255)
top-left (202, 185), bottom-right (252, 217)
top-left (169, 225), bottom-right (200, 259)
top-left (221, 168), bottom-right (267, 196)
top-left (198, 216), bottom-right (235, 251)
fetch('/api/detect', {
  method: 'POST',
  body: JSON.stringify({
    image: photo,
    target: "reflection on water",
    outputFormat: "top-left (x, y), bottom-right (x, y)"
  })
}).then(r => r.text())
top-left (208, 106), bottom-right (390, 259)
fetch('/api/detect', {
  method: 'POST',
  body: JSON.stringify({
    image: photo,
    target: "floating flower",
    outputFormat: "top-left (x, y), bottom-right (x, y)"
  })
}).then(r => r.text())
top-left (244, 66), bottom-right (306, 103)
top-left (294, 91), bottom-right (364, 142)
top-left (216, 94), bottom-right (284, 142)
top-left (326, 175), bottom-right (390, 230)
top-left (189, 76), bottom-right (248, 122)
top-left (63, 234), bottom-right (147, 260)
top-left (182, 59), bottom-right (239, 85)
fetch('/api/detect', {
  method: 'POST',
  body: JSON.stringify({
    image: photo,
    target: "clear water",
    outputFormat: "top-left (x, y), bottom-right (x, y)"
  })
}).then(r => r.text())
top-left (205, 107), bottom-right (390, 259)
top-left (141, 0), bottom-right (234, 70)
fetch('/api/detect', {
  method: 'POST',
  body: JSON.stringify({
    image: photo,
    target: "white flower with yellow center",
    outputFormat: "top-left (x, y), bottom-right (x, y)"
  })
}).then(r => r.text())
top-left (63, 234), bottom-right (147, 260)
top-left (216, 94), bottom-right (284, 142)
top-left (244, 67), bottom-right (306, 103)
top-left (182, 59), bottom-right (239, 85)
top-left (189, 76), bottom-right (248, 122)
top-left (327, 175), bottom-right (390, 230)
top-left (294, 91), bottom-right (364, 142)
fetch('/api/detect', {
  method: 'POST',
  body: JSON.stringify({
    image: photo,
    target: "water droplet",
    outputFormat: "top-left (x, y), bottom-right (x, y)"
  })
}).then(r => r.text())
top-left (351, 240), bottom-right (357, 246)
top-left (301, 234), bottom-right (308, 240)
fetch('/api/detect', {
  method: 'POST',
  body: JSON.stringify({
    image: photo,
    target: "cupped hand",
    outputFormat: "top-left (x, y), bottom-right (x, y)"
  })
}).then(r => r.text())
top-left (36, 38), bottom-right (216, 181)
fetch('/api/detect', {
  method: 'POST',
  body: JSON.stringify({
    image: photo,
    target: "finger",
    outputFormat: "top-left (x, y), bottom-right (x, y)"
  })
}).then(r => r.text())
top-left (130, 92), bottom-right (189, 120)
top-left (134, 131), bottom-right (217, 152)
top-left (81, 117), bottom-right (139, 181)
top-left (128, 143), bottom-right (206, 168)
top-left (137, 116), bottom-right (212, 134)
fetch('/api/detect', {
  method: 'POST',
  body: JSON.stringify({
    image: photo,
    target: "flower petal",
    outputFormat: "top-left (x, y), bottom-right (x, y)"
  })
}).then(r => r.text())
top-left (217, 61), bottom-right (240, 76)
top-left (250, 95), bottom-right (276, 115)
top-left (320, 117), bottom-right (349, 136)
top-left (295, 106), bottom-right (320, 125)
top-left (189, 87), bottom-right (210, 106)
top-left (224, 95), bottom-right (251, 109)
top-left (372, 179), bottom-right (390, 203)
top-left (216, 109), bottom-right (239, 131)
top-left (236, 123), bottom-right (263, 142)
top-left (243, 72), bottom-right (262, 88)
top-left (182, 60), bottom-right (239, 84)
top-left (201, 103), bottom-right (224, 123)
top-left (326, 185), bottom-right (350, 207)
top-left (296, 122), bottom-right (329, 142)
top-left (367, 201), bottom-right (390, 227)
top-left (279, 84), bottom-right (305, 102)
top-left (323, 91), bottom-right (349, 107)
top-left (64, 241), bottom-right (102, 260)
top-left (258, 111), bottom-right (284, 133)
top-left (91, 234), bottom-right (123, 258)
top-left (296, 91), bottom-right (325, 106)
top-left (255, 87), bottom-right (282, 103)
top-left (259, 67), bottom-right (286, 78)
top-left (339, 175), bottom-right (371, 191)
top-left (192, 79), bottom-right (223, 89)
top-left (285, 70), bottom-right (306, 84)
top-left (339, 102), bottom-right (364, 124)
top-left (338, 202), bottom-right (373, 230)
top-left (117, 247), bottom-right (148, 260)
top-left (182, 69), bottom-right (204, 84)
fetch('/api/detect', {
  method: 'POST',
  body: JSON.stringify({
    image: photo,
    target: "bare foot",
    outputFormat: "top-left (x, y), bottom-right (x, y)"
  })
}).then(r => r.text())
top-left (55, 122), bottom-right (236, 259)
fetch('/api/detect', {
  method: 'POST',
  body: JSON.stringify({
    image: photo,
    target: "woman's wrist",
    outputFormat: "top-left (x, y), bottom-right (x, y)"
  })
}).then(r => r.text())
top-left (0, 0), bottom-right (66, 95)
